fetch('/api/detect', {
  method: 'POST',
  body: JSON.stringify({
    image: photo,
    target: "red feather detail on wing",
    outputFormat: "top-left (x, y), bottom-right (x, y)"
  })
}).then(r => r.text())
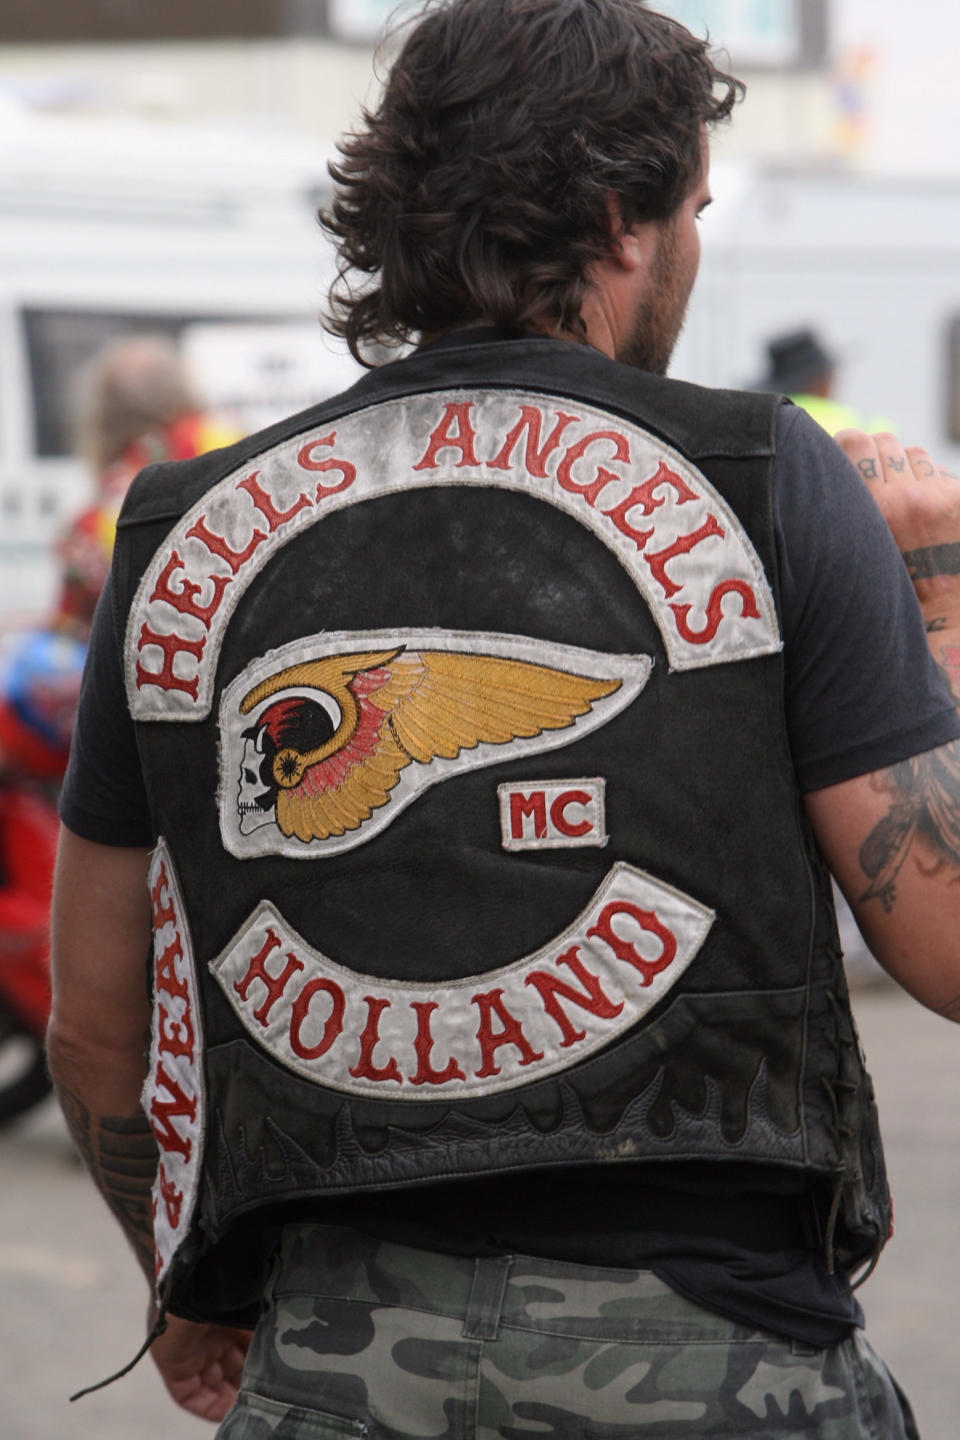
top-left (294, 668), bottom-right (392, 797)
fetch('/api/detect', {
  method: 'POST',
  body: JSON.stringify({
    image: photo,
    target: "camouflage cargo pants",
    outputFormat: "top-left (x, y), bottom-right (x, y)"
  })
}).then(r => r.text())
top-left (216, 1223), bottom-right (919, 1439)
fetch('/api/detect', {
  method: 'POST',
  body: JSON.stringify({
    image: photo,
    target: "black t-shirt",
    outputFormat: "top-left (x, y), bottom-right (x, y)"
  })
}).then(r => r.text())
top-left (60, 383), bottom-right (960, 1345)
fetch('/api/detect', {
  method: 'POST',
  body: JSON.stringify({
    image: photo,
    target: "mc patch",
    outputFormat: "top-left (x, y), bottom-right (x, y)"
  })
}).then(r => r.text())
top-left (499, 778), bottom-right (607, 851)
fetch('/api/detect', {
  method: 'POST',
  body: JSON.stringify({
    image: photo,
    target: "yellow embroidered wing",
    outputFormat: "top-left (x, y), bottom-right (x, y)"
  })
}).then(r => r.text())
top-left (379, 650), bottom-right (620, 760)
top-left (242, 647), bottom-right (621, 843)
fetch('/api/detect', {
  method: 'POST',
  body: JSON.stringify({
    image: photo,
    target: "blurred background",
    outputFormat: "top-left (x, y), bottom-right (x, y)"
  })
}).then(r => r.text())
top-left (0, 0), bottom-right (958, 617)
top-left (1, 3), bottom-right (959, 1437)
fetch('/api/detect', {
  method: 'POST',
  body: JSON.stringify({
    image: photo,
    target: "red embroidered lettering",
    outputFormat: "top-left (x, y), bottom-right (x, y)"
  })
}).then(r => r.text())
top-left (644, 515), bottom-right (725, 599)
top-left (150, 863), bottom-right (175, 931)
top-left (487, 407), bottom-right (580, 477)
top-left (525, 945), bottom-right (624, 1046)
top-left (155, 938), bottom-right (188, 1003)
top-left (297, 433), bottom-right (357, 497)
top-left (237, 470), bottom-right (313, 530)
top-left (234, 931), bottom-right (305, 1027)
top-left (413, 402), bottom-right (480, 470)
top-left (349, 997), bottom-right (402, 1084)
top-left (556, 430), bottom-right (630, 507)
top-left (670, 580), bottom-right (761, 645)
top-left (588, 902), bottom-right (677, 987)
top-left (136, 624), bottom-right (205, 699)
top-left (511, 791), bottom-right (547, 841)
top-left (409, 1001), bottom-right (467, 1085)
top-left (158, 1001), bottom-right (195, 1062)
top-left (602, 458), bottom-right (698, 549)
top-left (290, 978), bottom-right (345, 1060)
top-left (549, 790), bottom-right (592, 838)
top-left (602, 491), bottom-right (654, 550)
top-left (186, 514), bottom-right (267, 574)
top-left (149, 1063), bottom-right (197, 1159)
top-left (623, 460), bottom-right (698, 514)
top-left (472, 988), bottom-right (544, 1077)
top-left (157, 1163), bottom-right (184, 1229)
top-left (150, 550), bottom-right (231, 630)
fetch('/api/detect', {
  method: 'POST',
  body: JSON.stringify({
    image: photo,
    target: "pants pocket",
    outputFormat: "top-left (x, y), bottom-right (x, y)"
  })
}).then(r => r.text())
top-left (216, 1387), bottom-right (369, 1439)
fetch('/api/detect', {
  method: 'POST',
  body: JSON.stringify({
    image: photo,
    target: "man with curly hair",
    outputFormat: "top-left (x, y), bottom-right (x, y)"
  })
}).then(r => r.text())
top-left (49, 2), bottom-right (960, 1435)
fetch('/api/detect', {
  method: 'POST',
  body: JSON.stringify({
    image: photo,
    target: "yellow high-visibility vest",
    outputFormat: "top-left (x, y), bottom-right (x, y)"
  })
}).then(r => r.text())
top-left (791, 393), bottom-right (898, 438)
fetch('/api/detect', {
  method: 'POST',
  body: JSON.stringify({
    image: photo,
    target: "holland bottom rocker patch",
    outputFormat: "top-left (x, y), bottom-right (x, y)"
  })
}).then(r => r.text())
top-left (210, 862), bottom-right (715, 1100)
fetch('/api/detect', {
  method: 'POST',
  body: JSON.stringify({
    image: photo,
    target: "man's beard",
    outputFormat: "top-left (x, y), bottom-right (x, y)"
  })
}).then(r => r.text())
top-left (616, 220), bottom-right (694, 376)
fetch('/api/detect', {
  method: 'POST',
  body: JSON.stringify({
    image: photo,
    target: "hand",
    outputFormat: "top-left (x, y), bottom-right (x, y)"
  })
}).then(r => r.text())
top-left (150, 1312), bottom-right (251, 1423)
top-left (836, 429), bottom-right (960, 623)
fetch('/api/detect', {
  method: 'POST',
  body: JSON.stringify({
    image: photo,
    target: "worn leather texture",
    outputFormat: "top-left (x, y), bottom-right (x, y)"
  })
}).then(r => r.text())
top-left (113, 337), bottom-right (891, 1321)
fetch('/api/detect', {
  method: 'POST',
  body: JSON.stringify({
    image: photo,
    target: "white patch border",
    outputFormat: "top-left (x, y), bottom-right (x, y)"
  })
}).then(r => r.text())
top-left (125, 387), bottom-right (782, 723)
top-left (498, 776), bottom-right (608, 851)
top-left (218, 630), bottom-right (650, 860)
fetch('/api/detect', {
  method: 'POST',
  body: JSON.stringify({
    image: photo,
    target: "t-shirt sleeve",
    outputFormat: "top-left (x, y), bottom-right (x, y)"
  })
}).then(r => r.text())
top-left (59, 573), bottom-right (154, 846)
top-left (774, 405), bottom-right (960, 791)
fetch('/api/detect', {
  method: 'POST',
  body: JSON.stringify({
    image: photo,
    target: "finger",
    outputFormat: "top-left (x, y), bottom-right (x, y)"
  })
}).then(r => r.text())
top-left (872, 432), bottom-right (913, 483)
top-left (904, 444), bottom-right (939, 483)
top-left (835, 428), bottom-right (884, 491)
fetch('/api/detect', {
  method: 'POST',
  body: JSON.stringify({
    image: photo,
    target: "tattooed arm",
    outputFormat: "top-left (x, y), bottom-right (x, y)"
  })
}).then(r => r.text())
top-left (47, 830), bottom-right (156, 1279)
top-left (48, 828), bottom-right (249, 1421)
top-left (804, 431), bottom-right (960, 1019)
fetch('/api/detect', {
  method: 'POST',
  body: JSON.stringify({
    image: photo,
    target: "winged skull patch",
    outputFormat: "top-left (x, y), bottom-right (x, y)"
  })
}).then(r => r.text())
top-left (219, 630), bottom-right (652, 859)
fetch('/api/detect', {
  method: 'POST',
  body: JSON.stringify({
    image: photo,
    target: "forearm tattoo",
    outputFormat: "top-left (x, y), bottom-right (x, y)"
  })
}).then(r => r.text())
top-left (859, 737), bottom-right (960, 912)
top-left (60, 1087), bottom-right (158, 1284)
top-left (901, 543), bottom-right (960, 581)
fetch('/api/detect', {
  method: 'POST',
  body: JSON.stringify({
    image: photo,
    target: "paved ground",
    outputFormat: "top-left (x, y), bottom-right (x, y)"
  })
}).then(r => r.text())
top-left (0, 977), bottom-right (957, 1439)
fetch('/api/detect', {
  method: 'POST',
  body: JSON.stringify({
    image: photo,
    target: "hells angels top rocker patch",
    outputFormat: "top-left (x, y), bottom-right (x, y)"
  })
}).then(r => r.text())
top-left (124, 388), bottom-right (781, 723)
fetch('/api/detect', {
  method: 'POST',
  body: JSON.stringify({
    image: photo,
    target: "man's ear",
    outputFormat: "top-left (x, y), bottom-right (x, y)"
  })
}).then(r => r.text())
top-left (602, 193), bottom-right (652, 272)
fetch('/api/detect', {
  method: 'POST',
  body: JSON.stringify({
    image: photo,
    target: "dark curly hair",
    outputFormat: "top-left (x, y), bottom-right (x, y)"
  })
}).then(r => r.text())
top-left (320, 0), bottom-right (743, 364)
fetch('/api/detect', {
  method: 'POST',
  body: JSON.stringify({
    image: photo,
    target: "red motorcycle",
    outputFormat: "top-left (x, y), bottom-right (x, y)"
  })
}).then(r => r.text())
top-left (0, 628), bottom-right (85, 1125)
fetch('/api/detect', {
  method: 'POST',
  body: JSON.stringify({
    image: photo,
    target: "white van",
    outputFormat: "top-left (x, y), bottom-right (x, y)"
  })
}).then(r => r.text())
top-left (673, 164), bottom-right (960, 468)
top-left (0, 108), bottom-right (361, 616)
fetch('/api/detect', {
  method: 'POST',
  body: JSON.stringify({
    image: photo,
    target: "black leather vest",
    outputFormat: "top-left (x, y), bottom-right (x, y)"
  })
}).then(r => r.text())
top-left (112, 337), bottom-right (890, 1323)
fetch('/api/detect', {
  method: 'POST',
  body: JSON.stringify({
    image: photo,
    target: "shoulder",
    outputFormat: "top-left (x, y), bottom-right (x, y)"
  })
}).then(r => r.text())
top-left (116, 371), bottom-right (385, 532)
top-left (771, 404), bottom-right (903, 584)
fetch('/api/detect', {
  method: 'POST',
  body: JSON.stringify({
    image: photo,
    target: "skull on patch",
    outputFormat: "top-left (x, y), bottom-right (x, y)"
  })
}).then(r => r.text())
top-left (237, 692), bottom-right (340, 835)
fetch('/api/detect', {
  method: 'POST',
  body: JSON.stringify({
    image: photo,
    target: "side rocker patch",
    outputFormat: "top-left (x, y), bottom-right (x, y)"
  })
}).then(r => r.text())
top-left (143, 843), bottom-right (205, 1291)
top-left (220, 631), bottom-right (650, 859)
top-left (126, 388), bottom-right (781, 721)
top-left (209, 862), bottom-right (715, 1101)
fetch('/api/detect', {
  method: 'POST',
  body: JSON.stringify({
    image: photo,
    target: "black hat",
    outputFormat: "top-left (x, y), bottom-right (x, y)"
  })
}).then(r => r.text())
top-left (752, 329), bottom-right (836, 393)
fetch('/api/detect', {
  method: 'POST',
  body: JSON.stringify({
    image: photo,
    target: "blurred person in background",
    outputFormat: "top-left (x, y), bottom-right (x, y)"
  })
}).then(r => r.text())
top-left (0, 338), bottom-right (236, 1120)
top-left (0, 624), bottom-right (85, 1123)
top-left (55, 334), bottom-right (237, 639)
top-left (752, 327), bottom-right (898, 436)
top-left (45, 2), bottom-right (960, 1436)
